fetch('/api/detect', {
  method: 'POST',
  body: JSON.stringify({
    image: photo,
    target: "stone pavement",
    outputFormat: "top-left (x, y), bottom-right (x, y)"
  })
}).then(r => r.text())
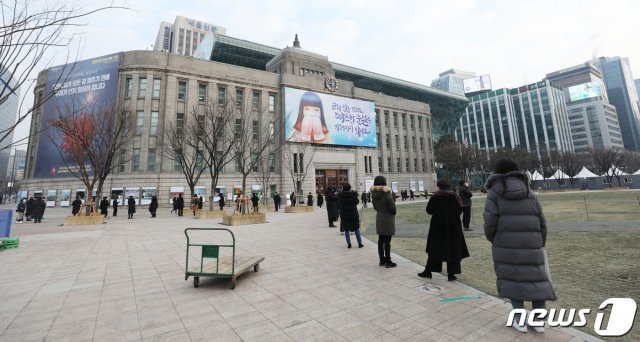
top-left (0, 205), bottom-right (601, 341)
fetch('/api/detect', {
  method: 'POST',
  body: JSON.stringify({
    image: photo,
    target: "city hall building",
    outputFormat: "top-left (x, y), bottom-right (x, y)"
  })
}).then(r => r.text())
top-left (23, 34), bottom-right (467, 207)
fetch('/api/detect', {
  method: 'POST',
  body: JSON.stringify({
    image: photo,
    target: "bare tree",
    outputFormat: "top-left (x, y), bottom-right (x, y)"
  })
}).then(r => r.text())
top-left (554, 151), bottom-right (586, 188)
top-left (253, 146), bottom-right (277, 206)
top-left (48, 103), bottom-right (132, 214)
top-left (0, 0), bottom-right (126, 150)
top-left (589, 148), bottom-right (628, 188)
top-left (281, 137), bottom-right (316, 201)
top-left (231, 94), bottom-right (278, 195)
top-left (162, 112), bottom-right (209, 198)
top-left (192, 99), bottom-right (235, 209)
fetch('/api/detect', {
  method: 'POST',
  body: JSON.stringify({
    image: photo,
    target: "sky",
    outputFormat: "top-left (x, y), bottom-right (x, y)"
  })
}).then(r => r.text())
top-left (11, 0), bottom-right (640, 146)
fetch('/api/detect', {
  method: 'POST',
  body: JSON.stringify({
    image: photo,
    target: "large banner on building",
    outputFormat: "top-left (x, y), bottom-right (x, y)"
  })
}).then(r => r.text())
top-left (34, 53), bottom-right (121, 178)
top-left (569, 82), bottom-right (602, 102)
top-left (284, 87), bottom-right (377, 147)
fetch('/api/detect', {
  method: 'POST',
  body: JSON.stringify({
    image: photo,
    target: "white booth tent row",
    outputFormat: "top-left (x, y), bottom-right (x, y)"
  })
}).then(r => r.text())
top-left (529, 166), bottom-right (640, 190)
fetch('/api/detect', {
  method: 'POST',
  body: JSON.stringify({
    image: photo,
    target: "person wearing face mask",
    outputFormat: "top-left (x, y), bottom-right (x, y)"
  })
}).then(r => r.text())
top-left (457, 179), bottom-right (473, 231)
top-left (290, 92), bottom-right (330, 143)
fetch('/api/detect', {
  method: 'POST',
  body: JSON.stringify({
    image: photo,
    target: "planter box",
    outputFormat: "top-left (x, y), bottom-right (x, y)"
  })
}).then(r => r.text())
top-left (64, 214), bottom-right (105, 226)
top-left (195, 210), bottom-right (226, 219)
top-left (222, 213), bottom-right (266, 226)
top-left (284, 206), bottom-right (314, 213)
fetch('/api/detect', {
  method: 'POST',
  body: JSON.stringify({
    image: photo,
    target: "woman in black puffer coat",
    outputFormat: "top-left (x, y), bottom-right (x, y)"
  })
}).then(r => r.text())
top-left (337, 183), bottom-right (363, 248)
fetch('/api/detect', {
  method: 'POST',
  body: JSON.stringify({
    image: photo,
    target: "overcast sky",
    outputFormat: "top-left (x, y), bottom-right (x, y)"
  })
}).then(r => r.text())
top-left (12, 0), bottom-right (640, 146)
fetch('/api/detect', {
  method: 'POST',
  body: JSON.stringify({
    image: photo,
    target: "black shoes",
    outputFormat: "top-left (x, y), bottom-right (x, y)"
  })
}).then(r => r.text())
top-left (385, 261), bottom-right (397, 268)
top-left (418, 271), bottom-right (432, 278)
top-left (348, 243), bottom-right (352, 248)
top-left (358, 243), bottom-right (364, 248)
top-left (448, 274), bottom-right (457, 281)
top-left (379, 260), bottom-right (386, 266)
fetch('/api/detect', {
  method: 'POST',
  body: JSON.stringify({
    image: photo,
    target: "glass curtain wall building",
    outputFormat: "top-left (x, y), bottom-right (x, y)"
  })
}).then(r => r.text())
top-left (430, 69), bottom-right (476, 96)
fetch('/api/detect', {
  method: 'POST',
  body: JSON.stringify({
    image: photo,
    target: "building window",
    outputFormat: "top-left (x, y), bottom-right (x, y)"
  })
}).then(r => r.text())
top-left (387, 158), bottom-right (392, 172)
top-left (393, 112), bottom-right (397, 127)
top-left (384, 111), bottom-right (389, 126)
top-left (150, 112), bottom-right (158, 136)
top-left (217, 87), bottom-right (226, 105)
top-left (234, 157), bottom-right (241, 172)
top-left (147, 149), bottom-right (156, 172)
top-left (235, 119), bottom-right (242, 139)
top-left (252, 120), bottom-right (259, 142)
top-left (269, 153), bottom-right (275, 172)
top-left (125, 77), bottom-right (132, 97)
top-left (198, 83), bottom-right (207, 102)
top-left (422, 159), bottom-right (426, 172)
top-left (252, 91), bottom-right (260, 110)
top-left (118, 150), bottom-right (125, 173)
top-left (385, 134), bottom-right (390, 149)
top-left (375, 110), bottom-right (380, 126)
top-left (403, 136), bottom-right (408, 149)
top-left (414, 159), bottom-right (418, 172)
top-left (178, 81), bottom-right (187, 100)
top-left (418, 117), bottom-right (423, 130)
top-left (132, 149), bottom-right (140, 172)
top-left (378, 157), bottom-right (382, 172)
top-left (410, 115), bottom-right (415, 129)
top-left (397, 158), bottom-right (401, 172)
top-left (402, 113), bottom-right (406, 128)
top-left (152, 78), bottom-right (161, 98)
top-left (269, 94), bottom-right (276, 112)
top-left (174, 157), bottom-right (181, 172)
top-left (412, 137), bottom-right (416, 150)
top-left (136, 111), bottom-right (144, 135)
top-left (395, 135), bottom-right (399, 150)
top-left (236, 88), bottom-right (244, 109)
top-left (364, 156), bottom-right (369, 173)
top-left (176, 113), bottom-right (184, 136)
top-left (138, 77), bottom-right (147, 97)
top-left (420, 137), bottom-right (424, 151)
top-left (405, 158), bottom-right (409, 172)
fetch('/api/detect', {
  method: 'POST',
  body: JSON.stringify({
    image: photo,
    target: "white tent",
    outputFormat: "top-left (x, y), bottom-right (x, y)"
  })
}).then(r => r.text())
top-left (634, 169), bottom-right (640, 175)
top-left (551, 169), bottom-right (569, 179)
top-left (603, 166), bottom-right (629, 176)
top-left (574, 166), bottom-right (600, 178)
top-left (530, 170), bottom-right (544, 181)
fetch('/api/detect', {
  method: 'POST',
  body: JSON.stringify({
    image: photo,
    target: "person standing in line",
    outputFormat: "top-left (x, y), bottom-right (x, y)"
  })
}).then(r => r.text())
top-left (71, 196), bottom-right (82, 216)
top-left (410, 189), bottom-right (415, 201)
top-left (171, 196), bottom-right (177, 214)
top-left (317, 192), bottom-right (324, 208)
top-left (484, 158), bottom-right (555, 334)
top-left (32, 196), bottom-right (45, 223)
top-left (290, 192), bottom-right (296, 207)
top-left (338, 183), bottom-right (363, 248)
top-left (112, 197), bottom-right (118, 216)
top-left (127, 196), bottom-right (136, 219)
top-left (272, 192), bottom-right (280, 211)
top-left (361, 191), bottom-right (368, 208)
top-left (177, 194), bottom-right (184, 216)
top-left (218, 193), bottom-right (225, 211)
top-left (191, 195), bottom-right (199, 216)
top-left (458, 179), bottom-right (474, 231)
top-left (371, 176), bottom-right (397, 268)
top-left (198, 196), bottom-right (203, 210)
top-left (325, 187), bottom-right (339, 228)
top-left (99, 196), bottom-right (110, 218)
top-left (419, 179), bottom-right (470, 281)
top-left (25, 197), bottom-right (34, 221)
top-left (307, 192), bottom-right (313, 207)
top-left (15, 198), bottom-right (25, 223)
top-left (149, 196), bottom-right (158, 218)
top-left (251, 193), bottom-right (259, 213)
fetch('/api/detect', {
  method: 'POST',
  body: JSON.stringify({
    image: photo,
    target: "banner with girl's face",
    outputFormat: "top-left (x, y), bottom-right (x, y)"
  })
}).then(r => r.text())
top-left (284, 87), bottom-right (377, 147)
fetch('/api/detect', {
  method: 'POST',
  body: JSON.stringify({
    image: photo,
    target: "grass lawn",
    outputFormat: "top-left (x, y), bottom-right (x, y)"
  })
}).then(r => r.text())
top-left (361, 190), bottom-right (640, 341)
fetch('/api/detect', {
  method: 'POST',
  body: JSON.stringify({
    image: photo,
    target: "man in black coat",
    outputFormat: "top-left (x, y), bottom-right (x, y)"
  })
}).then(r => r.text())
top-left (127, 196), bottom-right (136, 219)
top-left (251, 193), bottom-right (259, 213)
top-left (71, 196), bottom-right (82, 216)
top-left (26, 197), bottom-right (34, 221)
top-left (218, 193), bottom-right (225, 211)
top-left (99, 197), bottom-right (110, 218)
top-left (457, 179), bottom-right (474, 231)
top-left (273, 192), bottom-right (281, 211)
top-left (32, 196), bottom-right (46, 223)
top-left (361, 191), bottom-right (368, 208)
top-left (325, 188), bottom-right (339, 227)
top-left (317, 193), bottom-right (323, 208)
top-left (338, 183), bottom-right (363, 248)
top-left (177, 194), bottom-right (184, 216)
top-left (112, 197), bottom-right (118, 216)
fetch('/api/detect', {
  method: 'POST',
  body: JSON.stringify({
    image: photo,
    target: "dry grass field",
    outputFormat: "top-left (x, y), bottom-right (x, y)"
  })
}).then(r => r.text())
top-left (361, 190), bottom-right (640, 341)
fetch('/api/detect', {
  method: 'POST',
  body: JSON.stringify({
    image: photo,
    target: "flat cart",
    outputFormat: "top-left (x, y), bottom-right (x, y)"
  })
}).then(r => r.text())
top-left (184, 228), bottom-right (264, 289)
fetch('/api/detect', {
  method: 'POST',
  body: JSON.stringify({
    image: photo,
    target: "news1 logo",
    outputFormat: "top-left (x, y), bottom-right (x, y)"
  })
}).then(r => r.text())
top-left (507, 298), bottom-right (637, 337)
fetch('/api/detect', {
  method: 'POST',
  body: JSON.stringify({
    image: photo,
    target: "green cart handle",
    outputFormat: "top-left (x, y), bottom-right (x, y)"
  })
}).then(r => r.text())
top-left (184, 228), bottom-right (236, 278)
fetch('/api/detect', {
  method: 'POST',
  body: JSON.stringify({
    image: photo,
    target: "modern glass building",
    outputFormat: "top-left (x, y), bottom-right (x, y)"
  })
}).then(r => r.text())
top-left (430, 69), bottom-right (476, 96)
top-left (590, 57), bottom-right (640, 151)
top-left (0, 72), bottom-right (19, 178)
top-left (454, 80), bottom-right (574, 158)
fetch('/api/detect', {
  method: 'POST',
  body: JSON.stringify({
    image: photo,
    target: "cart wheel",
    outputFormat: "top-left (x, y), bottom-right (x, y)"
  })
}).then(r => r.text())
top-left (194, 277), bottom-right (199, 288)
top-left (254, 264), bottom-right (260, 272)
top-left (229, 278), bottom-right (236, 289)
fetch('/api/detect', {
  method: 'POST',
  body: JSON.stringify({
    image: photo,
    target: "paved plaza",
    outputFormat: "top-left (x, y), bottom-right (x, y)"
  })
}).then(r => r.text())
top-left (0, 204), bottom-right (601, 341)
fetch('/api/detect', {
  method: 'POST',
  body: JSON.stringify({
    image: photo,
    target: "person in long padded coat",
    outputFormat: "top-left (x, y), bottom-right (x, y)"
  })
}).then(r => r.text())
top-left (419, 179), bottom-right (470, 281)
top-left (370, 175), bottom-right (397, 268)
top-left (149, 196), bottom-right (158, 218)
top-left (127, 196), bottom-right (136, 219)
top-left (337, 183), bottom-right (363, 248)
top-left (31, 196), bottom-right (46, 223)
top-left (99, 197), bottom-right (110, 218)
top-left (484, 158), bottom-right (555, 334)
top-left (325, 188), bottom-right (339, 227)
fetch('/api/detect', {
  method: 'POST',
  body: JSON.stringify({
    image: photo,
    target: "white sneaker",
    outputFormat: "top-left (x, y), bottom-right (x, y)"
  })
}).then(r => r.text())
top-left (512, 323), bottom-right (528, 333)
top-left (528, 323), bottom-right (545, 333)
